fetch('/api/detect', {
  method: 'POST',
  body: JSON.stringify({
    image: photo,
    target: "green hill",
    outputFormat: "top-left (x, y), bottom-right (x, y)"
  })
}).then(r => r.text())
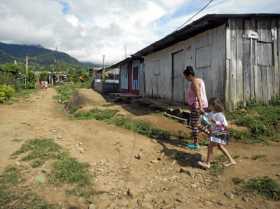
top-left (0, 42), bottom-right (81, 66)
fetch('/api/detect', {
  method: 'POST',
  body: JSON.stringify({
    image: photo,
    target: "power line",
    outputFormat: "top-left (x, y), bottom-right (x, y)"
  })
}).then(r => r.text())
top-left (176, 0), bottom-right (215, 31)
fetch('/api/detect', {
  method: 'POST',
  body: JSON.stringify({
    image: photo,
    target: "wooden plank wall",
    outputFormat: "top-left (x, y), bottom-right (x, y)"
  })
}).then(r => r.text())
top-left (226, 17), bottom-right (280, 110)
top-left (143, 24), bottom-right (226, 103)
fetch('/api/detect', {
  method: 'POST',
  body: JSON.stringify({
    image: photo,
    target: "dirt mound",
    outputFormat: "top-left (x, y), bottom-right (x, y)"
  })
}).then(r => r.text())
top-left (67, 89), bottom-right (110, 111)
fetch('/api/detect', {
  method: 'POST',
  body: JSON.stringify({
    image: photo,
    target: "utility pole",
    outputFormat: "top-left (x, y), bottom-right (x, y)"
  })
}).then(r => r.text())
top-left (102, 54), bottom-right (105, 69)
top-left (25, 56), bottom-right (29, 88)
top-left (102, 54), bottom-right (105, 80)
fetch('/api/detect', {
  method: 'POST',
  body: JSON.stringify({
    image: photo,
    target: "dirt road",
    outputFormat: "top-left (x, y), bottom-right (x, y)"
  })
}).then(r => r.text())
top-left (0, 88), bottom-right (279, 209)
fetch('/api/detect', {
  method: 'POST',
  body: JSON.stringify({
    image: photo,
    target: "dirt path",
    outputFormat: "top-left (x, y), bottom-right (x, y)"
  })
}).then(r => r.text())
top-left (0, 89), bottom-right (279, 209)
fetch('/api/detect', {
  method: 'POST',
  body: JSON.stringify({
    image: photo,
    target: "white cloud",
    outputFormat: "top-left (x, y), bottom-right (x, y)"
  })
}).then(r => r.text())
top-left (0, 0), bottom-right (278, 64)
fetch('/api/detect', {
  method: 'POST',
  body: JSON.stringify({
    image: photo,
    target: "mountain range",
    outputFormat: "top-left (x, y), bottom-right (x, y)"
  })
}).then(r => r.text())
top-left (0, 42), bottom-right (96, 68)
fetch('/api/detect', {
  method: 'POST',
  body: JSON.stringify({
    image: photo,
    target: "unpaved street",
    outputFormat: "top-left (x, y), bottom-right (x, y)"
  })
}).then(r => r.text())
top-left (0, 89), bottom-right (280, 209)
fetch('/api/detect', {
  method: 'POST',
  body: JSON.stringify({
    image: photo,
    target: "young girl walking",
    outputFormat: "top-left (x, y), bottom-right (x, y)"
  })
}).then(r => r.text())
top-left (198, 98), bottom-right (236, 169)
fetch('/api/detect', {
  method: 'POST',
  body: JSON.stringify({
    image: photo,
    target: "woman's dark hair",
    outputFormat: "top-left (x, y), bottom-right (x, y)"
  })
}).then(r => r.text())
top-left (208, 97), bottom-right (225, 112)
top-left (183, 66), bottom-right (195, 77)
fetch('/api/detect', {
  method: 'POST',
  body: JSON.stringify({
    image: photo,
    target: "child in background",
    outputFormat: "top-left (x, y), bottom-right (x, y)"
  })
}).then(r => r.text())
top-left (198, 98), bottom-right (236, 169)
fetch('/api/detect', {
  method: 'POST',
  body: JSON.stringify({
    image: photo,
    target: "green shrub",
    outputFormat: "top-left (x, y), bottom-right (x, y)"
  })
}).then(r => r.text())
top-left (55, 84), bottom-right (77, 104)
top-left (243, 177), bottom-right (280, 201)
top-left (227, 104), bottom-right (280, 143)
top-left (0, 85), bottom-right (15, 103)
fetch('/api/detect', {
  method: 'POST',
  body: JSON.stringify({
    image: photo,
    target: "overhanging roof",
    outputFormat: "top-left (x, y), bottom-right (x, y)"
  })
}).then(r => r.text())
top-left (135, 13), bottom-right (280, 56)
top-left (106, 55), bottom-right (143, 70)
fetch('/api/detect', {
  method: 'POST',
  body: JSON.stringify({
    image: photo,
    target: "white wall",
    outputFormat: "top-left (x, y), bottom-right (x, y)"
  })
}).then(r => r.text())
top-left (143, 24), bottom-right (226, 103)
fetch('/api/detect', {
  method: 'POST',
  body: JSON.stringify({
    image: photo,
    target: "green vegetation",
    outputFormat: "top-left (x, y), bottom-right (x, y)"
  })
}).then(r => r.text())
top-left (55, 84), bottom-right (78, 105)
top-left (13, 138), bottom-right (94, 200)
top-left (74, 108), bottom-right (118, 121)
top-left (0, 63), bottom-right (36, 89)
top-left (0, 167), bottom-right (22, 186)
top-left (74, 108), bottom-right (172, 141)
top-left (0, 63), bottom-right (37, 103)
top-left (242, 177), bottom-right (280, 201)
top-left (50, 156), bottom-right (91, 186)
top-left (0, 166), bottom-right (60, 209)
top-left (209, 155), bottom-right (226, 176)
top-left (0, 42), bottom-right (80, 66)
top-left (227, 102), bottom-right (280, 143)
top-left (0, 84), bottom-right (15, 103)
top-left (13, 138), bottom-right (63, 168)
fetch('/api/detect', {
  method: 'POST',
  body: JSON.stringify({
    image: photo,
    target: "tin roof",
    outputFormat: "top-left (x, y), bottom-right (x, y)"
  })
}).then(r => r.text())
top-left (135, 13), bottom-right (280, 56)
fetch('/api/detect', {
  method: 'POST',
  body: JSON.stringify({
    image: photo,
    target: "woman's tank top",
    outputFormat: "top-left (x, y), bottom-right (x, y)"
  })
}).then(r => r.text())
top-left (186, 78), bottom-right (208, 109)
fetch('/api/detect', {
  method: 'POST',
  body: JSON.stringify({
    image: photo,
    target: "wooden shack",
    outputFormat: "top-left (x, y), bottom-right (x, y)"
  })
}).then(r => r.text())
top-left (135, 14), bottom-right (280, 110)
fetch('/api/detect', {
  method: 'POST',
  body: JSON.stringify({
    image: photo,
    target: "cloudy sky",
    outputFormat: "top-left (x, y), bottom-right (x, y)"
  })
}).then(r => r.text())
top-left (0, 0), bottom-right (279, 64)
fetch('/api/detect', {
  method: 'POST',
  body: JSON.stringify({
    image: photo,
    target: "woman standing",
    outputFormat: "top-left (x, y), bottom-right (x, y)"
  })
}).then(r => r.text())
top-left (184, 66), bottom-right (208, 150)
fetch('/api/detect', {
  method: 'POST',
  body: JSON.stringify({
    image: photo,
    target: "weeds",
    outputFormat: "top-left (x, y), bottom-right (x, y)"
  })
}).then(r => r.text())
top-left (0, 166), bottom-right (60, 209)
top-left (49, 153), bottom-right (94, 199)
top-left (55, 84), bottom-right (77, 105)
top-left (209, 161), bottom-right (224, 176)
top-left (9, 138), bottom-right (94, 204)
top-left (50, 155), bottom-right (91, 186)
top-left (227, 103), bottom-right (280, 143)
top-left (0, 167), bottom-right (22, 186)
top-left (74, 108), bottom-right (118, 121)
top-left (209, 155), bottom-right (227, 176)
top-left (75, 109), bottom-right (172, 141)
top-left (242, 177), bottom-right (280, 201)
top-left (12, 138), bottom-right (63, 167)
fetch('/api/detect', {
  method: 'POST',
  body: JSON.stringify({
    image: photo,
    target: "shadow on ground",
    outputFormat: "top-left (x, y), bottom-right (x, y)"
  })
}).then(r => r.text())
top-left (157, 140), bottom-right (202, 169)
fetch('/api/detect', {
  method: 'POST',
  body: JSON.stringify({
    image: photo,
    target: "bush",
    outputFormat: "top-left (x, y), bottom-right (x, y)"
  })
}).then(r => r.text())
top-left (243, 177), bottom-right (280, 201)
top-left (26, 71), bottom-right (36, 89)
top-left (55, 84), bottom-right (77, 104)
top-left (227, 104), bottom-right (280, 143)
top-left (0, 85), bottom-right (15, 103)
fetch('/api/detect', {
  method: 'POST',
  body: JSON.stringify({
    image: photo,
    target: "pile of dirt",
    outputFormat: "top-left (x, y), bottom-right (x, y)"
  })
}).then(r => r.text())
top-left (66, 89), bottom-right (112, 112)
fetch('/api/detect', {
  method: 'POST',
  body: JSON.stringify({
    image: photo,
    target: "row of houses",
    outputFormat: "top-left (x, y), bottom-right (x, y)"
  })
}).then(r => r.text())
top-left (101, 13), bottom-right (280, 110)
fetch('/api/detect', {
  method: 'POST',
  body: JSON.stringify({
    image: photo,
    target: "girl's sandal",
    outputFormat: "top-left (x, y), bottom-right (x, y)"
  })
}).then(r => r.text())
top-left (198, 161), bottom-right (211, 169)
top-left (223, 161), bottom-right (236, 167)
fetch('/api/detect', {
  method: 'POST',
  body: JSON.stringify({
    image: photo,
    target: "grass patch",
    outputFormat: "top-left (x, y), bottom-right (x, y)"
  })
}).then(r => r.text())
top-left (75, 109), bottom-right (172, 141)
top-left (74, 108), bottom-right (118, 121)
top-left (13, 88), bottom-right (36, 99)
top-left (49, 154), bottom-right (94, 199)
top-left (227, 103), bottom-right (280, 143)
top-left (0, 189), bottom-right (60, 209)
top-left (0, 166), bottom-right (60, 209)
top-left (10, 138), bottom-right (94, 202)
top-left (242, 177), bottom-right (280, 201)
top-left (209, 155), bottom-right (227, 176)
top-left (0, 167), bottom-right (22, 186)
top-left (12, 138), bottom-right (63, 168)
top-left (50, 155), bottom-right (91, 186)
top-left (209, 161), bottom-right (224, 176)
